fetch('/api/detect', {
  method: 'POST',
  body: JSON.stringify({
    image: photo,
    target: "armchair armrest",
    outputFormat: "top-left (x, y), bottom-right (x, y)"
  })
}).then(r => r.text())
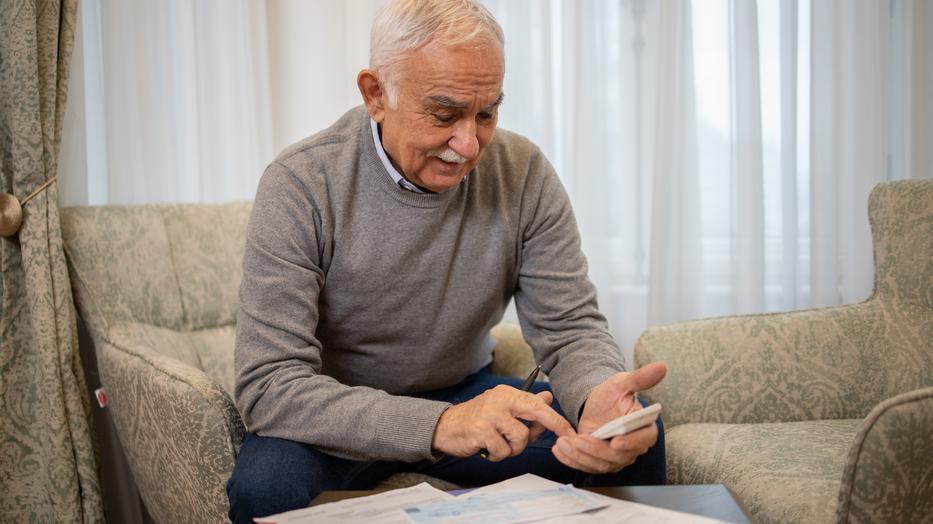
top-left (834, 387), bottom-right (933, 524)
top-left (634, 301), bottom-right (929, 426)
top-left (96, 335), bottom-right (244, 523)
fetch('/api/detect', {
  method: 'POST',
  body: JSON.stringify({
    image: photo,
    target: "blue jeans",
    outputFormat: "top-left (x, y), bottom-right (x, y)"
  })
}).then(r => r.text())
top-left (227, 368), bottom-right (666, 523)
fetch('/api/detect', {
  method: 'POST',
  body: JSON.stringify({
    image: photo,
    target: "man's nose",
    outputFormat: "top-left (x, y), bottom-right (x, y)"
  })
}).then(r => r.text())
top-left (448, 120), bottom-right (480, 159)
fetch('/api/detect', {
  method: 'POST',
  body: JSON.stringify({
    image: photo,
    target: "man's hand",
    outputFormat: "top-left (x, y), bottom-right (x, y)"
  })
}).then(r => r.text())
top-left (432, 385), bottom-right (576, 461)
top-left (552, 362), bottom-right (667, 474)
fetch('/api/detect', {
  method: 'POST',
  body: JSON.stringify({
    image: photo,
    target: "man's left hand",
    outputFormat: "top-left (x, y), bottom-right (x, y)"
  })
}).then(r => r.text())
top-left (552, 362), bottom-right (667, 474)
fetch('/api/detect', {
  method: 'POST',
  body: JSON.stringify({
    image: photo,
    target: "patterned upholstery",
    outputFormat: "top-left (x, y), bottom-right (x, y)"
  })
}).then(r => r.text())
top-left (667, 420), bottom-right (860, 524)
top-left (635, 180), bottom-right (933, 524)
top-left (60, 202), bottom-right (534, 523)
top-left (835, 387), bottom-right (933, 524)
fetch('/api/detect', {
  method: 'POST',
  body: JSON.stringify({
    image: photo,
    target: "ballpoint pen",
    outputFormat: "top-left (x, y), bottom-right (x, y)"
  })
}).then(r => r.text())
top-left (479, 365), bottom-right (541, 460)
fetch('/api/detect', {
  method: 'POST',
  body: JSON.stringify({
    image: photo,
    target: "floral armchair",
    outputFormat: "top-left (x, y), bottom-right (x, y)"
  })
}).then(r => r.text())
top-left (635, 180), bottom-right (933, 523)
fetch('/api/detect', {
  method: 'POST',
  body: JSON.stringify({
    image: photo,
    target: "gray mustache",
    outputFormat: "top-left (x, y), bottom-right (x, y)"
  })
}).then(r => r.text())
top-left (428, 148), bottom-right (468, 164)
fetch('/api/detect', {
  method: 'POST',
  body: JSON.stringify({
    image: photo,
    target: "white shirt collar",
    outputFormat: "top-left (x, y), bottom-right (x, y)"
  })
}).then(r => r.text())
top-left (370, 118), bottom-right (424, 193)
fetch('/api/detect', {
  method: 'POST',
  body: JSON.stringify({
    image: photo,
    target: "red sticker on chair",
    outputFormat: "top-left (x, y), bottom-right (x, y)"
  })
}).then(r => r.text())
top-left (94, 388), bottom-right (108, 408)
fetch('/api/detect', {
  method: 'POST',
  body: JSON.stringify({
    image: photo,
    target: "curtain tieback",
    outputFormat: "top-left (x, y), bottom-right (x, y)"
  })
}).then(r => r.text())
top-left (0, 176), bottom-right (58, 238)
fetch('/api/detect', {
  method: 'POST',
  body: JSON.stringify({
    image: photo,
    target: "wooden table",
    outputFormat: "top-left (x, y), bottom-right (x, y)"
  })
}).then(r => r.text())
top-left (312, 484), bottom-right (754, 523)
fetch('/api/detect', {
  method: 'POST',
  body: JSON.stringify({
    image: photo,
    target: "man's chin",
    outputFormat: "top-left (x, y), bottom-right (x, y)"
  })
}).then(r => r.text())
top-left (424, 178), bottom-right (463, 193)
top-left (422, 168), bottom-right (468, 192)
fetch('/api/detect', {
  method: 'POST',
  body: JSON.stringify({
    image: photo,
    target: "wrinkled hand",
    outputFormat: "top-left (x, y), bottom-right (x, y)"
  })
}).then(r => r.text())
top-left (432, 385), bottom-right (576, 461)
top-left (552, 362), bottom-right (667, 474)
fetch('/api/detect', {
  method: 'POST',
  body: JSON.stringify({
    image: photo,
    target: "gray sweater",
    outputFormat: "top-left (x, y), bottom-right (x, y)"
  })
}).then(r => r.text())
top-left (234, 106), bottom-right (625, 462)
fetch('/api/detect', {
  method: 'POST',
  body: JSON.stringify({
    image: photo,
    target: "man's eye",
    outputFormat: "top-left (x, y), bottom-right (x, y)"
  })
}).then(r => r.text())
top-left (433, 113), bottom-right (455, 123)
top-left (477, 112), bottom-right (495, 122)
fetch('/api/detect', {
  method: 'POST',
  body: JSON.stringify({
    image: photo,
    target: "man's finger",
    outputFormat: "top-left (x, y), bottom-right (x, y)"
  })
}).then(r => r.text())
top-left (527, 420), bottom-right (548, 442)
top-left (555, 437), bottom-right (618, 474)
top-left (609, 421), bottom-right (658, 452)
top-left (481, 427), bottom-right (513, 462)
top-left (572, 435), bottom-right (630, 464)
top-left (522, 391), bottom-right (554, 443)
top-left (552, 437), bottom-right (592, 472)
top-left (512, 396), bottom-right (576, 438)
top-left (498, 417), bottom-right (531, 457)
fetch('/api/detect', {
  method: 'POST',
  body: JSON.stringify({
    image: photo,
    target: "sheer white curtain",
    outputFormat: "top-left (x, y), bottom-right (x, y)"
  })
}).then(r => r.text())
top-left (487, 0), bottom-right (930, 358)
top-left (60, 0), bottom-right (274, 205)
top-left (60, 0), bottom-right (932, 359)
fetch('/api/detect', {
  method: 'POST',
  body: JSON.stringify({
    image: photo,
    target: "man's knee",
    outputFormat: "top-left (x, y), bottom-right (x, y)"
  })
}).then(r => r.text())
top-left (227, 467), bottom-right (313, 524)
top-left (226, 434), bottom-right (328, 524)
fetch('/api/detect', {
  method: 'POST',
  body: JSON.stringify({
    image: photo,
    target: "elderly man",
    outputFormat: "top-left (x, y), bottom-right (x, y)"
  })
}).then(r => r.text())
top-left (227, 0), bottom-right (667, 521)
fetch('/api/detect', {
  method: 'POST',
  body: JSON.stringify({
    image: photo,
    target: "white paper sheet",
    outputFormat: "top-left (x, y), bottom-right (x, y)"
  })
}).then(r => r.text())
top-left (462, 472), bottom-right (564, 497)
top-left (403, 485), bottom-right (609, 524)
top-left (254, 483), bottom-right (454, 524)
top-left (459, 474), bottom-right (730, 524)
top-left (536, 491), bottom-right (731, 524)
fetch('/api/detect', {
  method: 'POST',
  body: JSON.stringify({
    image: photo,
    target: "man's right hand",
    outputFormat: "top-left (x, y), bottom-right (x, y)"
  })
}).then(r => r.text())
top-left (431, 385), bottom-right (576, 461)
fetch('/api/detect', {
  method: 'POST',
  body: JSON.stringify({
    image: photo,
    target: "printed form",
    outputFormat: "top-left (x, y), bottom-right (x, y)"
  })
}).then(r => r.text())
top-left (255, 473), bottom-right (731, 524)
top-left (254, 483), bottom-right (454, 524)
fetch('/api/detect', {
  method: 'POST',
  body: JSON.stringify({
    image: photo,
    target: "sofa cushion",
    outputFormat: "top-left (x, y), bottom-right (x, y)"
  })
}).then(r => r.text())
top-left (109, 322), bottom-right (236, 396)
top-left (666, 419), bottom-right (861, 524)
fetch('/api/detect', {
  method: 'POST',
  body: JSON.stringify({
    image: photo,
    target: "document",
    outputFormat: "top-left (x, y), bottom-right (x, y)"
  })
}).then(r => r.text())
top-left (458, 474), bottom-right (730, 524)
top-left (255, 473), bottom-right (731, 524)
top-left (254, 483), bottom-right (454, 524)
top-left (404, 484), bottom-right (608, 524)
top-left (551, 489), bottom-right (731, 524)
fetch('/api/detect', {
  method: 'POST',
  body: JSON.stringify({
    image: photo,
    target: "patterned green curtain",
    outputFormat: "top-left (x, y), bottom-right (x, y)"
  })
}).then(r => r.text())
top-left (0, 0), bottom-right (103, 521)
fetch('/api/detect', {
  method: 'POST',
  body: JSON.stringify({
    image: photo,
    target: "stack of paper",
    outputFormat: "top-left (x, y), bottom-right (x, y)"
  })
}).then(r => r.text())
top-left (255, 473), bottom-right (730, 524)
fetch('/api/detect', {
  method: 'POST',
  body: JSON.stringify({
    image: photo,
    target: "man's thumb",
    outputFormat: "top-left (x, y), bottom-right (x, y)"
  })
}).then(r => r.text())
top-left (614, 362), bottom-right (668, 393)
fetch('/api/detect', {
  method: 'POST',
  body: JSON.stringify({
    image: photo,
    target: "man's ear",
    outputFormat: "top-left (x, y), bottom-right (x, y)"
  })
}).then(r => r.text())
top-left (357, 69), bottom-right (387, 123)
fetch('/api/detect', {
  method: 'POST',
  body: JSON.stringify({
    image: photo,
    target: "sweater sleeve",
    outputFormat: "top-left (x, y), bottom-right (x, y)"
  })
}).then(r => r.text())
top-left (233, 162), bottom-right (450, 462)
top-left (513, 147), bottom-right (627, 427)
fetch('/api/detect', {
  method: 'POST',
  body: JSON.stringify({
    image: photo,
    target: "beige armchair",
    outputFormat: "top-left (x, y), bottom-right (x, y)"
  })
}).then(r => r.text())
top-left (61, 203), bottom-right (535, 523)
top-left (635, 180), bottom-right (933, 524)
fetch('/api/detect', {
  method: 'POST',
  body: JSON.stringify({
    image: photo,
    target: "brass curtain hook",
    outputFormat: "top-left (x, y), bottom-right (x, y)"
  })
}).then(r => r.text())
top-left (0, 176), bottom-right (58, 238)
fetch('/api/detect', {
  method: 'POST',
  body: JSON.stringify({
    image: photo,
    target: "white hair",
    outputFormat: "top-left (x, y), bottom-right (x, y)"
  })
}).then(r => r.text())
top-left (370, 0), bottom-right (504, 107)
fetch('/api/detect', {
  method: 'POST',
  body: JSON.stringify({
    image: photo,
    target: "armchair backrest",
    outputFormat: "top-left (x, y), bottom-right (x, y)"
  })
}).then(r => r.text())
top-left (61, 203), bottom-right (250, 333)
top-left (868, 179), bottom-right (933, 308)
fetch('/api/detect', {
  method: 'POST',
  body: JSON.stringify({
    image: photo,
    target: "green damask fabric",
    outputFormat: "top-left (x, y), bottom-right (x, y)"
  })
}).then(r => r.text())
top-left (835, 387), bottom-right (933, 524)
top-left (0, 0), bottom-right (103, 521)
top-left (667, 420), bottom-right (862, 524)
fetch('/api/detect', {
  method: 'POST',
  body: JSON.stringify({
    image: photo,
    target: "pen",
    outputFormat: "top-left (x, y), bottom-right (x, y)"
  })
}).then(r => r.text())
top-left (479, 365), bottom-right (541, 460)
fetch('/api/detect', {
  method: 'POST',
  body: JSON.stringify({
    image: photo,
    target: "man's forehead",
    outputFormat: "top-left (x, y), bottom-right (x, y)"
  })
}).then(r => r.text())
top-left (395, 41), bottom-right (505, 107)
